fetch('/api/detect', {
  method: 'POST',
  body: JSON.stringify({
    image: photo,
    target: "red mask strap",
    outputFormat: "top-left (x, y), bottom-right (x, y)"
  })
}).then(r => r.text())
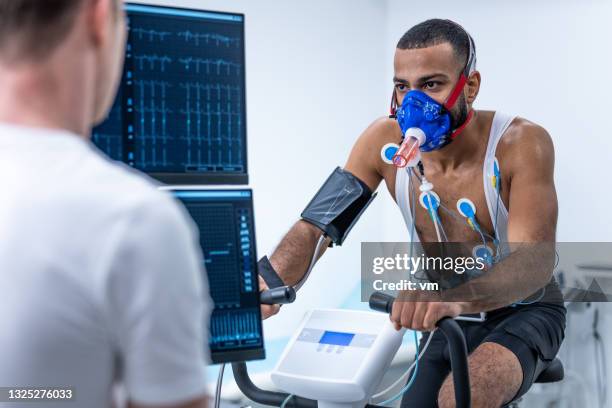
top-left (389, 90), bottom-right (398, 117)
top-left (444, 73), bottom-right (468, 111)
top-left (451, 109), bottom-right (474, 140)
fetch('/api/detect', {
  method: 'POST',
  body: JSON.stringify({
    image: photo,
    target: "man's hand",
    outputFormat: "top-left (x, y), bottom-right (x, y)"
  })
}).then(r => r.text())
top-left (259, 276), bottom-right (280, 319)
top-left (390, 295), bottom-right (466, 331)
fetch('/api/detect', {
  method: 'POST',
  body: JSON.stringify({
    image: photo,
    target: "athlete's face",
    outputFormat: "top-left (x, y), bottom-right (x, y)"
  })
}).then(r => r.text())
top-left (393, 42), bottom-right (478, 127)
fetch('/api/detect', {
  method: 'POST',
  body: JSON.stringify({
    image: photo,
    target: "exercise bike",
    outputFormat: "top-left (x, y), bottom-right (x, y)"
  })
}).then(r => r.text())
top-left (231, 290), bottom-right (471, 408)
top-left (230, 289), bottom-right (565, 408)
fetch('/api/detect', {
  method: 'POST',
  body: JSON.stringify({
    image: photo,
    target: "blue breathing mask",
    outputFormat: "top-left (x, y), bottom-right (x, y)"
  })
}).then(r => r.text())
top-left (390, 30), bottom-right (478, 153)
top-left (395, 90), bottom-right (453, 152)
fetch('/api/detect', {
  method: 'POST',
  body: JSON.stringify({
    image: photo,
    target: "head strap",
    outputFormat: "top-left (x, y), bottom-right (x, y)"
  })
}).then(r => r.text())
top-left (443, 33), bottom-right (477, 111)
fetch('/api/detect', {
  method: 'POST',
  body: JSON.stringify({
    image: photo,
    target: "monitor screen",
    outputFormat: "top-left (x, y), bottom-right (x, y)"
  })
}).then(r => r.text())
top-left (94, 4), bottom-right (248, 185)
top-left (171, 189), bottom-right (264, 364)
top-left (319, 331), bottom-right (355, 346)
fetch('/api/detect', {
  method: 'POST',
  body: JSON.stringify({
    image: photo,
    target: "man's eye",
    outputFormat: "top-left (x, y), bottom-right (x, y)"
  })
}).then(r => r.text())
top-left (395, 83), bottom-right (407, 92)
top-left (424, 81), bottom-right (438, 90)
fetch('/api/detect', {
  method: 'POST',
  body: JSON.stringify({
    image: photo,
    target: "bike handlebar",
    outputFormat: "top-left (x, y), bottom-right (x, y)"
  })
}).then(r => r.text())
top-left (369, 292), bottom-right (471, 408)
top-left (260, 286), bottom-right (296, 305)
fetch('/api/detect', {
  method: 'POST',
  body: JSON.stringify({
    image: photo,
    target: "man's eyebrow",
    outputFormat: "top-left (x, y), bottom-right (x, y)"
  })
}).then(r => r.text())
top-left (417, 73), bottom-right (450, 83)
top-left (393, 72), bottom-right (449, 84)
top-left (393, 73), bottom-right (450, 85)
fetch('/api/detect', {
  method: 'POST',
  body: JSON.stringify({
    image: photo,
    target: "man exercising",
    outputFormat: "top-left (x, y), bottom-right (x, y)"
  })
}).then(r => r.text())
top-left (261, 19), bottom-right (566, 408)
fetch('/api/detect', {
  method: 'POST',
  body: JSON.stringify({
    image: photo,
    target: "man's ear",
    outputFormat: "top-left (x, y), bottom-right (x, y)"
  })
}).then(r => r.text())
top-left (466, 71), bottom-right (481, 104)
top-left (87, 0), bottom-right (113, 48)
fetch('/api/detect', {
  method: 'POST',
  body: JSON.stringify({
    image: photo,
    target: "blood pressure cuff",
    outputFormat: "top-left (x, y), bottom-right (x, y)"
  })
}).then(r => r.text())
top-left (301, 167), bottom-right (377, 246)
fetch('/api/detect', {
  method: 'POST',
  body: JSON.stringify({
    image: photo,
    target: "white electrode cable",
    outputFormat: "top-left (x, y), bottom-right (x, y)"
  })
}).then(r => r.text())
top-left (293, 234), bottom-right (327, 292)
top-left (430, 208), bottom-right (443, 243)
top-left (419, 176), bottom-right (444, 243)
top-left (370, 331), bottom-right (435, 402)
top-left (430, 209), bottom-right (443, 242)
top-left (214, 363), bottom-right (225, 408)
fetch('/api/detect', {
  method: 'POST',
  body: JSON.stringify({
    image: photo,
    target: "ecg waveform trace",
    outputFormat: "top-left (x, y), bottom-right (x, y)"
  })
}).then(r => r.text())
top-left (132, 27), bottom-right (172, 41)
top-left (176, 192), bottom-right (262, 356)
top-left (187, 203), bottom-right (242, 307)
top-left (134, 54), bottom-right (173, 72)
top-left (92, 7), bottom-right (246, 179)
top-left (178, 57), bottom-right (241, 75)
top-left (211, 310), bottom-right (261, 347)
top-left (178, 30), bottom-right (241, 47)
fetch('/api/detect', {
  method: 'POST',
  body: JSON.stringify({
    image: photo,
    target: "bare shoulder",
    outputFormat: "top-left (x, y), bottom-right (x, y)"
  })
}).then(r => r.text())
top-left (353, 116), bottom-right (402, 152)
top-left (345, 116), bottom-right (402, 190)
top-left (497, 117), bottom-right (555, 175)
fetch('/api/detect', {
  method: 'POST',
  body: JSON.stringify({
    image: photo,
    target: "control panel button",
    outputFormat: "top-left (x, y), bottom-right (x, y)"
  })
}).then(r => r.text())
top-left (298, 328), bottom-right (324, 343)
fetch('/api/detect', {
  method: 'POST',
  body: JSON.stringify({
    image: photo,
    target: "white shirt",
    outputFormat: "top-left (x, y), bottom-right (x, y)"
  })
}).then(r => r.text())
top-left (0, 123), bottom-right (212, 407)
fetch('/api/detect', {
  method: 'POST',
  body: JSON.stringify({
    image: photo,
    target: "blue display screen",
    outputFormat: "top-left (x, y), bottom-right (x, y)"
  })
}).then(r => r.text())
top-left (319, 331), bottom-right (355, 346)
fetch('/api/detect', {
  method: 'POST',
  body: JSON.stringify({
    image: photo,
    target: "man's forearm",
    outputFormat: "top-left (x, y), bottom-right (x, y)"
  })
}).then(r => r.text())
top-left (441, 243), bottom-right (555, 313)
top-left (269, 220), bottom-right (329, 287)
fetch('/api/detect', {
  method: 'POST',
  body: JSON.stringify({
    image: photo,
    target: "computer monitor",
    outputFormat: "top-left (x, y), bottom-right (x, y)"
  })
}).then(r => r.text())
top-left (170, 189), bottom-right (264, 364)
top-left (94, 4), bottom-right (248, 185)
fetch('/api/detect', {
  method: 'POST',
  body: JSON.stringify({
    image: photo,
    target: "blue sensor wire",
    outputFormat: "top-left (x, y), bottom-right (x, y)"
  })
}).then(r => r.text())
top-left (376, 330), bottom-right (421, 406)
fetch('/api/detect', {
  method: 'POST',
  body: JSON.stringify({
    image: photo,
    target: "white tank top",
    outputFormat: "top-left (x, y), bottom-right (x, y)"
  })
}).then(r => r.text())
top-left (395, 111), bottom-right (516, 243)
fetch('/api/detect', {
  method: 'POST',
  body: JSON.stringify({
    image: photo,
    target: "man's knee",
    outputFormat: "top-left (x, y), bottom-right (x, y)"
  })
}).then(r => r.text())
top-left (437, 378), bottom-right (455, 408)
top-left (437, 342), bottom-right (522, 408)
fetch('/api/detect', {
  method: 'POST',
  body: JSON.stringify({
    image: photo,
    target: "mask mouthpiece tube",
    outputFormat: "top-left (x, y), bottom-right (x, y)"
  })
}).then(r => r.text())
top-left (392, 127), bottom-right (426, 168)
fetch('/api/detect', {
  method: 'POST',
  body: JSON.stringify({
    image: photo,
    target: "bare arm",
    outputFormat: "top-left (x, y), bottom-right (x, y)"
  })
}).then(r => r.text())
top-left (269, 220), bottom-right (330, 287)
top-left (261, 119), bottom-right (393, 317)
top-left (269, 118), bottom-right (391, 283)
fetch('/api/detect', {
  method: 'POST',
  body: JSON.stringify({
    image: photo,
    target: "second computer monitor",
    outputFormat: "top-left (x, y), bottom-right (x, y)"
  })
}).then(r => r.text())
top-left (171, 189), bottom-right (264, 364)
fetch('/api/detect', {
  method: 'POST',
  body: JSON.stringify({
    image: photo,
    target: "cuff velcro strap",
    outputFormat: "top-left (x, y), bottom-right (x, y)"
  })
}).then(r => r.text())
top-left (257, 256), bottom-right (284, 289)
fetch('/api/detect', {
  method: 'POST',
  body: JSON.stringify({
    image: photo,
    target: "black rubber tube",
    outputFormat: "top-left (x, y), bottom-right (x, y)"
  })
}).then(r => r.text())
top-left (436, 318), bottom-right (471, 408)
top-left (231, 362), bottom-right (317, 408)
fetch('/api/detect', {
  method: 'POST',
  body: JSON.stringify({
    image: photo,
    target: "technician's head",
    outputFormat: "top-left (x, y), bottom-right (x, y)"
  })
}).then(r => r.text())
top-left (0, 0), bottom-right (126, 130)
top-left (393, 19), bottom-right (480, 129)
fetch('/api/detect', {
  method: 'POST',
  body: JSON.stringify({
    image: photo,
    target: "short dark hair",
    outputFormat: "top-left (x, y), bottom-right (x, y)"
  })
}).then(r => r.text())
top-left (0, 0), bottom-right (85, 62)
top-left (397, 19), bottom-right (473, 69)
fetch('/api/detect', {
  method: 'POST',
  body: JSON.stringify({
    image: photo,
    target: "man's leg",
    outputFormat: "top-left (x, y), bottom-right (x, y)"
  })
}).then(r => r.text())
top-left (437, 342), bottom-right (522, 408)
top-left (437, 303), bottom-right (565, 408)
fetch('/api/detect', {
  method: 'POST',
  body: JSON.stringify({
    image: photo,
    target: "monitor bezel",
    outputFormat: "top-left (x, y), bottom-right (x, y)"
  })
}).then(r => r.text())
top-left (124, 3), bottom-right (249, 185)
top-left (166, 187), bottom-right (265, 364)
